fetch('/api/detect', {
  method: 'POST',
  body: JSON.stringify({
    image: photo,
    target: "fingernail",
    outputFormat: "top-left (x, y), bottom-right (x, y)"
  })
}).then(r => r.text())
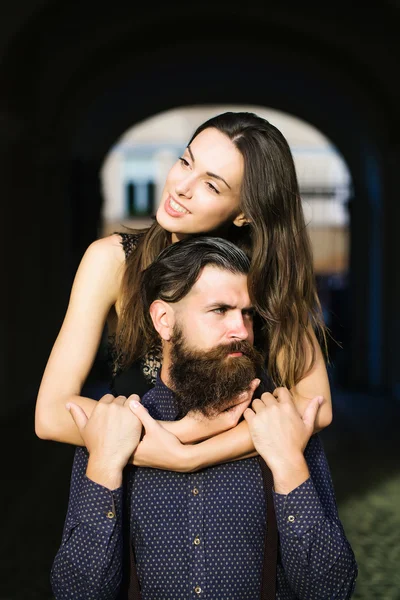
top-left (130, 400), bottom-right (140, 409)
top-left (65, 403), bottom-right (71, 411)
top-left (316, 396), bottom-right (324, 404)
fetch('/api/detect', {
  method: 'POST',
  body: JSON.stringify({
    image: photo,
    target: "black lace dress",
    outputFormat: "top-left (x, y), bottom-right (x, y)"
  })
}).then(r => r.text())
top-left (110, 232), bottom-right (162, 398)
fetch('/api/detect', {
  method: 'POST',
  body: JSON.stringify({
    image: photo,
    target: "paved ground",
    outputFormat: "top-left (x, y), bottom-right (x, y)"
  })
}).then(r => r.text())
top-left (1, 385), bottom-right (399, 599)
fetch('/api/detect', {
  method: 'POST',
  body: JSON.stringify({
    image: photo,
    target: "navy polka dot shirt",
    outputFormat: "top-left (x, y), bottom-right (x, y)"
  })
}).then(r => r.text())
top-left (51, 378), bottom-right (357, 599)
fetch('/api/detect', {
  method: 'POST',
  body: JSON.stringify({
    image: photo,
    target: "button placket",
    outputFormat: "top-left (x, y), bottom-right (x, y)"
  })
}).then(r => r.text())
top-left (188, 473), bottom-right (205, 597)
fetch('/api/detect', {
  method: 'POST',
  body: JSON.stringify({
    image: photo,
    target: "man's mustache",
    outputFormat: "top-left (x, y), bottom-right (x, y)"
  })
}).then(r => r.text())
top-left (188, 340), bottom-right (258, 362)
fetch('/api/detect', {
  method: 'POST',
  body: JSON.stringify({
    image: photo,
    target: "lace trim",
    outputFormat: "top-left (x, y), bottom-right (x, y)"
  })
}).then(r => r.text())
top-left (108, 335), bottom-right (161, 383)
top-left (117, 231), bottom-right (141, 260)
top-left (141, 345), bottom-right (162, 384)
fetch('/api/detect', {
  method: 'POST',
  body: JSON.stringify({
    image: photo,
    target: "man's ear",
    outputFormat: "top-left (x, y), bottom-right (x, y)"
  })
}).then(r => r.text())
top-left (149, 300), bottom-right (175, 341)
top-left (233, 212), bottom-right (250, 227)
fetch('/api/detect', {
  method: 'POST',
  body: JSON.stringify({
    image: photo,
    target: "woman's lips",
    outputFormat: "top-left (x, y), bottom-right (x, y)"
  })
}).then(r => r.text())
top-left (164, 195), bottom-right (190, 217)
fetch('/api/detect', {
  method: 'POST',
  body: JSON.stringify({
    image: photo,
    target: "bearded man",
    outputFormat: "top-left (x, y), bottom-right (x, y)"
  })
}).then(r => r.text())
top-left (51, 237), bottom-right (357, 600)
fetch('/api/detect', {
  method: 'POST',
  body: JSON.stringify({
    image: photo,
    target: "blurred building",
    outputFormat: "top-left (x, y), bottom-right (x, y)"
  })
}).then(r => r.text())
top-left (101, 106), bottom-right (351, 276)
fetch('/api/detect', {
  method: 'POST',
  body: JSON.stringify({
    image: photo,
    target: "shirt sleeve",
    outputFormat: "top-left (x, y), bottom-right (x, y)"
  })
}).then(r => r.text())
top-left (272, 435), bottom-right (358, 599)
top-left (50, 447), bottom-right (124, 600)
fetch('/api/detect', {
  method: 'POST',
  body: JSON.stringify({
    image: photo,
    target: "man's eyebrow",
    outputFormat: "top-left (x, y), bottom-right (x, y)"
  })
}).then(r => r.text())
top-left (205, 303), bottom-right (233, 310)
top-left (205, 303), bottom-right (255, 312)
top-left (186, 145), bottom-right (232, 190)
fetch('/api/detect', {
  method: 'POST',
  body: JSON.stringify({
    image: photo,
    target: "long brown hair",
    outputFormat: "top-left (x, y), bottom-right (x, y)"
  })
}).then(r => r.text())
top-left (116, 112), bottom-right (327, 388)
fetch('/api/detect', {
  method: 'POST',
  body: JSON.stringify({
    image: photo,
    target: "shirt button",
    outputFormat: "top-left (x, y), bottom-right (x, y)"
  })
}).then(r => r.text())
top-left (107, 511), bottom-right (115, 519)
top-left (194, 586), bottom-right (202, 594)
top-left (194, 536), bottom-right (201, 545)
top-left (288, 515), bottom-right (296, 523)
top-left (192, 487), bottom-right (199, 495)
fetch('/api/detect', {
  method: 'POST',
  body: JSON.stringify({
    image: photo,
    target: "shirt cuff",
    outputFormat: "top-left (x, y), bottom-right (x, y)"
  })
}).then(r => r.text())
top-left (71, 475), bottom-right (123, 528)
top-left (272, 477), bottom-right (325, 537)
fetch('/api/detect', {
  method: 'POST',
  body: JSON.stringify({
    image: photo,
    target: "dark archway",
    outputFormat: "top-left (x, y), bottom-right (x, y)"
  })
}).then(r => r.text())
top-left (1, 3), bottom-right (400, 418)
top-left (2, 5), bottom-right (400, 598)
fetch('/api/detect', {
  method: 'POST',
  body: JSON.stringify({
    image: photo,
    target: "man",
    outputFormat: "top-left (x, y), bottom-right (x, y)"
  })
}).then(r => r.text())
top-left (51, 237), bottom-right (357, 599)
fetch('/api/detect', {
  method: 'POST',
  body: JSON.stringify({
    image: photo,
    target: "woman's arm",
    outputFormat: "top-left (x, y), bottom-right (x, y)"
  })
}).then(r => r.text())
top-left (35, 235), bottom-right (125, 444)
top-left (162, 379), bottom-right (259, 443)
top-left (284, 327), bottom-right (332, 432)
top-left (187, 333), bottom-right (331, 469)
top-left (132, 334), bottom-right (332, 472)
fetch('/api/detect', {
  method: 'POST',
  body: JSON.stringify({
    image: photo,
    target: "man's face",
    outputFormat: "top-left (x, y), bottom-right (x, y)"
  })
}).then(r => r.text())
top-left (172, 265), bottom-right (255, 351)
top-left (168, 266), bottom-right (264, 418)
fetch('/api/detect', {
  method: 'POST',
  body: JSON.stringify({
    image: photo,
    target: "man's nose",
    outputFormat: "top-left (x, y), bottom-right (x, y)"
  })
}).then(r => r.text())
top-left (228, 315), bottom-right (250, 340)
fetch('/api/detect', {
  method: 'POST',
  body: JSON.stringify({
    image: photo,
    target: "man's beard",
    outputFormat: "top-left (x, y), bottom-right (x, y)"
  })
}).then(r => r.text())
top-left (169, 325), bottom-right (265, 419)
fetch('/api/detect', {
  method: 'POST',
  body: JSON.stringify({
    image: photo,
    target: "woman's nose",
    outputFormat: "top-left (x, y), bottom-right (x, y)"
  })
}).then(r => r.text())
top-left (175, 174), bottom-right (193, 198)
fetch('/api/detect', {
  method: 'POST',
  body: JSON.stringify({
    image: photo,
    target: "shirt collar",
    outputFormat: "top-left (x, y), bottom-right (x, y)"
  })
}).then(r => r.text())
top-left (155, 372), bottom-right (176, 398)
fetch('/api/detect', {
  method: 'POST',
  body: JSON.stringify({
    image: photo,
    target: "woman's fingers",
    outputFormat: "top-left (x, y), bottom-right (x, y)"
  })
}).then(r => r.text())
top-left (250, 378), bottom-right (261, 393)
top-left (243, 407), bottom-right (256, 424)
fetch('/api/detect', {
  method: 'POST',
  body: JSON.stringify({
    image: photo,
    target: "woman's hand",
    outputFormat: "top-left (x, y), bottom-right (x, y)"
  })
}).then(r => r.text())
top-left (162, 378), bottom-right (260, 444)
top-left (130, 401), bottom-right (195, 472)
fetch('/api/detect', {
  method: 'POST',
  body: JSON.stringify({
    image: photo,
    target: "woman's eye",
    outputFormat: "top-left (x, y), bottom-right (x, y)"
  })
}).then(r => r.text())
top-left (179, 157), bottom-right (190, 167)
top-left (206, 182), bottom-right (220, 194)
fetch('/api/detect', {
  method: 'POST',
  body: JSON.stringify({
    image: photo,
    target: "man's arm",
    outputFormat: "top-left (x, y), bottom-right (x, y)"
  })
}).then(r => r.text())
top-left (51, 448), bottom-right (124, 600)
top-left (244, 391), bottom-right (357, 599)
top-left (51, 395), bottom-right (143, 599)
top-left (273, 436), bottom-right (357, 599)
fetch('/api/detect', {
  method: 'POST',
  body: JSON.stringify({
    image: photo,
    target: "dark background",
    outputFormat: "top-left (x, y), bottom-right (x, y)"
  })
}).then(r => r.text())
top-left (1, 1), bottom-right (400, 598)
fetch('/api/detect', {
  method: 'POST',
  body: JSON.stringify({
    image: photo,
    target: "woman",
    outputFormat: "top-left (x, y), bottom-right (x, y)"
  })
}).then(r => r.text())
top-left (35, 111), bottom-right (332, 467)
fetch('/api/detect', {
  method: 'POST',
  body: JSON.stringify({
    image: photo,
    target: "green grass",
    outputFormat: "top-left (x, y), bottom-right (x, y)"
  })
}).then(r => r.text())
top-left (339, 473), bottom-right (400, 599)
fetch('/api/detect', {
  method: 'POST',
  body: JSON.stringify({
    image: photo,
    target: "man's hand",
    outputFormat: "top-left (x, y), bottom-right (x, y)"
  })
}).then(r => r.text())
top-left (66, 394), bottom-right (143, 489)
top-left (244, 388), bottom-right (323, 494)
top-left (168, 378), bottom-right (260, 443)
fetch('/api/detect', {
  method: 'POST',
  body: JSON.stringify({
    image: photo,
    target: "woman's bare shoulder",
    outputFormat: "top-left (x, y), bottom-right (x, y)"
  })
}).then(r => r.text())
top-left (73, 234), bottom-right (127, 298)
top-left (86, 233), bottom-right (126, 262)
top-left (80, 233), bottom-right (131, 278)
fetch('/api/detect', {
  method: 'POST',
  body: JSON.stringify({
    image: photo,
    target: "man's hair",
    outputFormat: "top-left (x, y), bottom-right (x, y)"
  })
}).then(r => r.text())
top-left (139, 236), bottom-right (250, 354)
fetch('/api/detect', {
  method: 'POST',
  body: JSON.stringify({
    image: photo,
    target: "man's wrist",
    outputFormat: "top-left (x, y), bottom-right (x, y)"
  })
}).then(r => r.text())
top-left (269, 453), bottom-right (310, 495)
top-left (86, 455), bottom-right (123, 490)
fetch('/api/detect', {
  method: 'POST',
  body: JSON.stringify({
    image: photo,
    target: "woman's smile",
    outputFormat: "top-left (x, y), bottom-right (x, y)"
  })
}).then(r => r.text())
top-left (164, 194), bottom-right (191, 217)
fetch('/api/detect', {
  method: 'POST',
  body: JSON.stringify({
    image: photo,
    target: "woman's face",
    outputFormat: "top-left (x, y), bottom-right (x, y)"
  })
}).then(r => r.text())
top-left (156, 127), bottom-right (245, 241)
